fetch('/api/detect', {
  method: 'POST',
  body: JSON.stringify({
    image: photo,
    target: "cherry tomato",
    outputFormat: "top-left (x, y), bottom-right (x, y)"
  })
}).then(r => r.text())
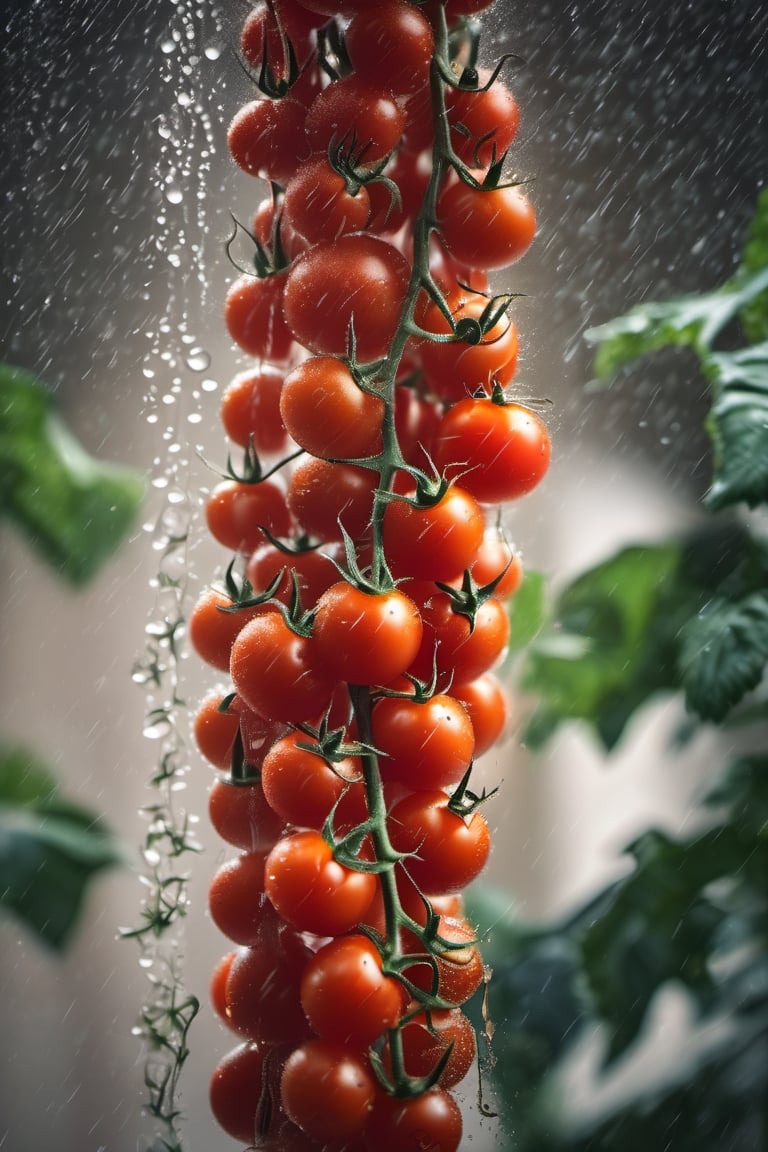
top-left (279, 356), bottom-right (384, 460)
top-left (283, 155), bottom-right (371, 245)
top-left (382, 485), bottom-right (485, 582)
top-left (417, 287), bottom-right (519, 402)
top-left (193, 690), bottom-right (241, 769)
top-left (371, 693), bottom-right (475, 790)
top-left (240, 2), bottom-right (316, 77)
top-left (388, 789), bottom-right (491, 894)
top-left (282, 234), bottom-right (410, 363)
top-left (280, 1039), bottom-right (376, 1144)
top-left (300, 934), bottom-right (406, 1047)
top-left (260, 730), bottom-right (367, 832)
top-left (345, 1), bottom-right (434, 97)
top-left (402, 915), bottom-right (485, 1006)
top-left (432, 397), bottom-right (552, 503)
top-left (287, 457), bottom-right (377, 542)
top-left (230, 610), bottom-right (336, 724)
top-left (364, 1088), bottom-right (463, 1152)
top-left (312, 582), bottom-right (423, 686)
top-left (225, 918), bottom-right (312, 1043)
top-left (227, 97), bottom-right (309, 184)
top-left (210, 949), bottom-right (236, 1027)
top-left (220, 366), bottom-right (289, 456)
top-left (208, 851), bottom-right (269, 945)
top-left (452, 673), bottom-right (510, 756)
top-left (208, 777), bottom-right (286, 852)
top-left (205, 478), bottom-right (292, 555)
top-left (445, 70), bottom-right (520, 167)
top-left (409, 585), bottom-right (510, 682)
top-left (265, 830), bottom-right (376, 935)
top-left (387, 1008), bottom-right (477, 1090)
top-left (438, 180), bottom-right (536, 271)
top-left (470, 532), bottom-right (524, 597)
top-left (224, 272), bottom-right (295, 363)
top-left (209, 1041), bottom-right (265, 1144)
top-left (304, 74), bottom-right (405, 165)
top-left (188, 586), bottom-right (265, 672)
top-left (245, 540), bottom-right (343, 609)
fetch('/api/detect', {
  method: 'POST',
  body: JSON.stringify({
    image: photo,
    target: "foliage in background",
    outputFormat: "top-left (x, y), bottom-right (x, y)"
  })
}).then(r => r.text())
top-left (0, 365), bottom-right (143, 948)
top-left (467, 190), bottom-right (768, 1150)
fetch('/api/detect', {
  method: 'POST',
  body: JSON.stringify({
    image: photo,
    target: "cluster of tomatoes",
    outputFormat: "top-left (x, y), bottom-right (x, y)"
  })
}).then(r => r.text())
top-left (190, 0), bottom-right (551, 1148)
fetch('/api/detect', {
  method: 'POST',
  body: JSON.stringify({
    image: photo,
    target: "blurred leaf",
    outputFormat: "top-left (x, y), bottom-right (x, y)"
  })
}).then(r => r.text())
top-left (737, 186), bottom-right (768, 343)
top-left (0, 364), bottom-right (145, 584)
top-left (704, 344), bottom-right (768, 511)
top-left (678, 592), bottom-right (768, 721)
top-left (507, 568), bottom-right (546, 652)
top-left (521, 543), bottom-right (684, 749)
top-left (0, 745), bottom-right (124, 950)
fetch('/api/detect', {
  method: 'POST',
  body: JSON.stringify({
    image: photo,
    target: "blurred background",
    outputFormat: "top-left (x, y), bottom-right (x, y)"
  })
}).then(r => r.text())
top-left (1, 0), bottom-right (766, 1148)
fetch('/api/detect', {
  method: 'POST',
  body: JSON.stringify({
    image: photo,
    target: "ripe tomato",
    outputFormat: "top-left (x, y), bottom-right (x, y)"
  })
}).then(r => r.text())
top-left (210, 949), bottom-right (236, 1026)
top-left (445, 70), bottom-right (520, 167)
top-left (433, 397), bottom-right (552, 503)
top-left (452, 673), bottom-right (510, 756)
top-left (279, 356), bottom-right (384, 460)
top-left (260, 730), bottom-right (367, 832)
top-left (240, 2), bottom-right (317, 77)
top-left (209, 1041), bottom-right (265, 1144)
top-left (225, 921), bottom-right (312, 1044)
top-left (282, 234), bottom-right (410, 363)
top-left (224, 272), bottom-right (295, 363)
top-left (312, 582), bottom-right (423, 686)
top-left (188, 586), bottom-right (264, 672)
top-left (283, 156), bottom-right (371, 245)
top-left (208, 851), bottom-right (269, 945)
top-left (230, 611), bottom-right (336, 724)
top-left (300, 934), bottom-right (406, 1047)
top-left (364, 1088), bottom-right (463, 1152)
top-left (304, 74), bottom-right (404, 165)
top-left (417, 287), bottom-right (519, 402)
top-left (193, 690), bottom-right (241, 768)
top-left (345, 1), bottom-right (434, 97)
top-left (388, 789), bottom-right (491, 894)
top-left (280, 1039), bottom-right (376, 1144)
top-left (382, 485), bottom-right (485, 582)
top-left (265, 830), bottom-right (376, 935)
top-left (220, 366), bottom-right (289, 456)
top-left (470, 532), bottom-right (524, 597)
top-left (409, 585), bottom-right (510, 682)
top-left (208, 777), bottom-right (286, 852)
top-left (386, 1008), bottom-right (477, 1090)
top-left (286, 457), bottom-right (377, 542)
top-left (371, 693), bottom-right (475, 790)
top-left (438, 179), bottom-right (536, 271)
top-left (227, 97), bottom-right (309, 184)
top-left (402, 915), bottom-right (485, 1005)
top-left (205, 478), bottom-right (292, 555)
top-left (245, 540), bottom-right (343, 609)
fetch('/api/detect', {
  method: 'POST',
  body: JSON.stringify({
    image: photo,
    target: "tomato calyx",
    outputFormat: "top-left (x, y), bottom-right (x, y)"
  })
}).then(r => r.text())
top-left (435, 564), bottom-right (511, 630)
top-left (242, 25), bottom-right (302, 100)
top-left (225, 207), bottom-right (289, 278)
top-left (446, 761), bottom-right (498, 818)
top-left (315, 19), bottom-right (351, 85)
top-left (214, 556), bottom-right (283, 615)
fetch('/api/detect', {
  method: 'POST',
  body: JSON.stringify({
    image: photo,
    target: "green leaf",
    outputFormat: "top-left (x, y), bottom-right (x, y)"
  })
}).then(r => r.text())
top-left (704, 344), bottom-right (768, 510)
top-left (736, 187), bottom-right (768, 343)
top-left (507, 568), bottom-right (546, 652)
top-left (584, 267), bottom-right (768, 378)
top-left (0, 745), bottom-right (124, 950)
top-left (521, 543), bottom-right (684, 749)
top-left (678, 592), bottom-right (768, 721)
top-left (0, 364), bottom-right (145, 585)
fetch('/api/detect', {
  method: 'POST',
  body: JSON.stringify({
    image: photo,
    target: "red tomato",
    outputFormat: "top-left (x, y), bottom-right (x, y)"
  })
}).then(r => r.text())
top-left (300, 934), bottom-right (406, 1047)
top-left (280, 1039), bottom-right (376, 1144)
top-left (364, 1088), bottom-right (462, 1152)
top-left (287, 457), bottom-right (377, 542)
top-left (220, 366), bottom-right (289, 456)
top-left (224, 272), bottom-right (295, 362)
top-left (225, 921), bottom-right (312, 1044)
top-left (409, 585), bottom-right (510, 682)
top-left (227, 97), bottom-right (309, 183)
top-left (417, 287), bottom-right (520, 402)
top-left (382, 485), bottom-right (485, 582)
top-left (188, 586), bottom-right (264, 672)
top-left (245, 540), bottom-right (343, 609)
top-left (209, 1041), bottom-right (266, 1144)
top-left (345, 1), bottom-right (434, 97)
top-left (452, 673), bottom-right (510, 756)
top-left (210, 950), bottom-right (236, 1026)
top-left (438, 180), bottom-right (536, 271)
top-left (193, 690), bottom-right (241, 769)
top-left (304, 74), bottom-right (404, 165)
top-left (240, 2), bottom-right (317, 76)
top-left (208, 851), bottom-right (269, 945)
top-left (265, 830), bottom-right (376, 935)
top-left (230, 611), bottom-right (336, 724)
top-left (205, 478), bottom-right (292, 556)
top-left (470, 532), bottom-right (524, 597)
top-left (208, 777), bottom-right (286, 852)
top-left (279, 356), bottom-right (384, 460)
top-left (386, 1008), bottom-right (477, 1090)
top-left (260, 730), bottom-right (367, 832)
top-left (312, 582), bottom-right (423, 686)
top-left (446, 70), bottom-right (520, 167)
top-left (433, 397), bottom-right (552, 503)
top-left (388, 789), bottom-right (491, 894)
top-left (282, 234), bottom-right (410, 363)
top-left (371, 693), bottom-right (475, 790)
top-left (283, 155), bottom-right (371, 245)
top-left (402, 915), bottom-right (485, 1005)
